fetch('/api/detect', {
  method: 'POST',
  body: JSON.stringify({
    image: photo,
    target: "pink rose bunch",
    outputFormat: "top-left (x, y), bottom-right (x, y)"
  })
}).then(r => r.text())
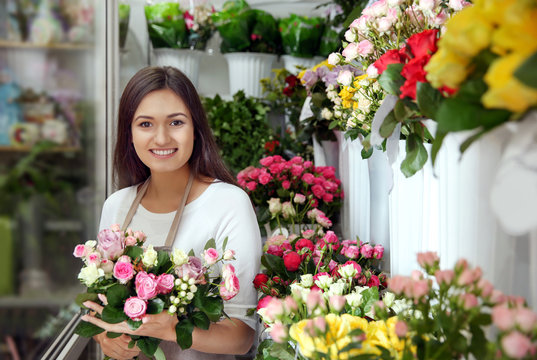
top-left (254, 230), bottom-right (387, 299)
top-left (378, 252), bottom-right (537, 359)
top-left (237, 155), bottom-right (343, 230)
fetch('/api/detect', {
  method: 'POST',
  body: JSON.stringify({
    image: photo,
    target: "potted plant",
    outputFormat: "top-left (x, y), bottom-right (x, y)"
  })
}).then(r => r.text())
top-left (212, 0), bottom-right (281, 97)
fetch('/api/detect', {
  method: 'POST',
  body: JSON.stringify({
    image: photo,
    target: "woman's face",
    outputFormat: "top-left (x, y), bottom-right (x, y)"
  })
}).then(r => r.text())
top-left (131, 88), bottom-right (194, 175)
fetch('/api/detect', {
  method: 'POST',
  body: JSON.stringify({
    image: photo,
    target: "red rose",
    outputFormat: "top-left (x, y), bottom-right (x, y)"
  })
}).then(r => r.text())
top-left (406, 29), bottom-right (439, 58)
top-left (285, 75), bottom-right (298, 88)
top-left (283, 251), bottom-right (301, 271)
top-left (295, 238), bottom-right (315, 252)
top-left (253, 273), bottom-right (269, 290)
top-left (373, 49), bottom-right (407, 74)
top-left (368, 274), bottom-right (381, 288)
top-left (400, 55), bottom-right (431, 99)
top-left (256, 295), bottom-right (274, 310)
top-left (283, 86), bottom-right (293, 97)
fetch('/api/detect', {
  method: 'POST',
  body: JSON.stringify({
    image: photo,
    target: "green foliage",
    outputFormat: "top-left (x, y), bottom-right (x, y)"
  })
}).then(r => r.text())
top-left (514, 50), bottom-right (537, 89)
top-left (279, 14), bottom-right (324, 58)
top-left (175, 319), bottom-right (194, 349)
top-left (74, 320), bottom-right (104, 337)
top-left (144, 2), bottom-right (188, 49)
top-left (203, 91), bottom-right (273, 174)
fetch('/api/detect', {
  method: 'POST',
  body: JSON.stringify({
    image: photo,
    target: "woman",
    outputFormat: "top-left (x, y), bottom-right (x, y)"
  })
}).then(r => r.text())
top-left (81, 66), bottom-right (261, 359)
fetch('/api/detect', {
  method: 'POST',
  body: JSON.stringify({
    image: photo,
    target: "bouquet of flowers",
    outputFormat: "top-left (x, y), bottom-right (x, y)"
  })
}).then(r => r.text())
top-left (375, 251), bottom-right (537, 360)
top-left (211, 0), bottom-right (281, 54)
top-left (237, 155), bottom-right (343, 232)
top-left (279, 14), bottom-right (324, 58)
top-left (73, 225), bottom-right (239, 358)
top-left (183, 2), bottom-right (216, 50)
top-left (425, 0), bottom-right (537, 162)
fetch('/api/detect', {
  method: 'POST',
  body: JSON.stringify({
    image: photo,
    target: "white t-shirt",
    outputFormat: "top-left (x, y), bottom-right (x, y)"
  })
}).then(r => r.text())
top-left (99, 180), bottom-right (261, 359)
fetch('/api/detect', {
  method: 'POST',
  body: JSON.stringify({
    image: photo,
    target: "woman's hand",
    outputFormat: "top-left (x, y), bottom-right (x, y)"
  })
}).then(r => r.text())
top-left (82, 301), bottom-right (179, 342)
top-left (94, 333), bottom-right (140, 360)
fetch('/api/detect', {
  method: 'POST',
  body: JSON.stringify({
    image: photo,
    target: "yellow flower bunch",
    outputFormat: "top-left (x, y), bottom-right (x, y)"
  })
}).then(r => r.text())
top-left (289, 314), bottom-right (405, 360)
top-left (425, 0), bottom-right (537, 112)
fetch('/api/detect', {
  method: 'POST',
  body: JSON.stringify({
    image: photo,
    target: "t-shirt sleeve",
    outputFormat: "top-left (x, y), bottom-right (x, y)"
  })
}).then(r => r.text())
top-left (216, 187), bottom-right (262, 331)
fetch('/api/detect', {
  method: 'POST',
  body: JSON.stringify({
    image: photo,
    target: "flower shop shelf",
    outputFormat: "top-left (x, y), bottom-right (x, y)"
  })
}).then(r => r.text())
top-left (0, 40), bottom-right (93, 51)
top-left (0, 145), bottom-right (80, 152)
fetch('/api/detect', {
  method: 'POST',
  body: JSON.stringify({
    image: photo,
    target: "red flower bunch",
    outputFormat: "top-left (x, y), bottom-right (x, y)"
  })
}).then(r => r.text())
top-left (373, 29), bottom-right (455, 100)
top-left (253, 230), bottom-right (387, 299)
top-left (282, 75), bottom-right (299, 97)
top-left (237, 155), bottom-right (343, 228)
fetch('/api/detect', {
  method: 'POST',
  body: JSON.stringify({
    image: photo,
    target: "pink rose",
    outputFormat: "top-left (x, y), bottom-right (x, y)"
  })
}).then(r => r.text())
top-left (156, 273), bottom-right (175, 295)
top-left (110, 224), bottom-right (121, 232)
top-left (492, 305), bottom-right (514, 331)
top-left (125, 236), bottom-right (137, 246)
top-left (257, 295), bottom-right (274, 311)
top-left (97, 228), bottom-right (125, 260)
top-left (258, 171), bottom-right (272, 185)
top-left (124, 296), bottom-right (147, 321)
top-left (246, 181), bottom-right (257, 191)
top-left (291, 164), bottom-right (304, 177)
top-left (73, 244), bottom-right (87, 258)
top-left (416, 251), bottom-right (439, 268)
top-left (301, 173), bottom-right (315, 184)
top-left (267, 245), bottom-right (284, 257)
top-left (113, 261), bottom-right (135, 284)
top-left (342, 42), bottom-right (360, 62)
top-left (282, 180), bottom-right (291, 189)
top-left (270, 322), bottom-right (288, 343)
top-left (117, 255), bottom-right (131, 263)
top-left (409, 279), bottom-right (430, 300)
top-left (283, 252), bottom-right (301, 272)
top-left (368, 274), bottom-right (380, 288)
top-left (294, 193), bottom-right (306, 204)
top-left (360, 244), bottom-right (374, 258)
top-left (203, 248), bottom-right (219, 265)
top-left (329, 295), bottom-right (346, 312)
top-left (395, 320), bottom-right (408, 337)
top-left (87, 252), bottom-right (101, 265)
top-left (133, 230), bottom-right (146, 243)
top-left (373, 244), bottom-right (384, 259)
top-left (434, 269), bottom-right (455, 286)
top-left (222, 263), bottom-right (236, 279)
top-left (135, 271), bottom-right (158, 300)
top-left (223, 249), bottom-right (235, 260)
top-left (514, 307), bottom-right (537, 332)
top-left (461, 293), bottom-right (478, 309)
top-left (357, 39), bottom-right (374, 56)
top-left (501, 331), bottom-right (532, 359)
top-left (305, 289), bottom-right (324, 312)
top-left (220, 273), bottom-right (240, 301)
top-left (259, 156), bottom-right (274, 167)
top-left (388, 275), bottom-right (409, 295)
top-left (100, 259), bottom-right (114, 274)
top-left (303, 160), bottom-right (313, 169)
top-left (295, 238), bottom-right (314, 253)
top-left (175, 256), bottom-right (206, 284)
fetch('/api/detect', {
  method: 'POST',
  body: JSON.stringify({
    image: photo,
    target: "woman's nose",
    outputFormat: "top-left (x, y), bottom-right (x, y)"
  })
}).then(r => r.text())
top-left (154, 125), bottom-right (170, 145)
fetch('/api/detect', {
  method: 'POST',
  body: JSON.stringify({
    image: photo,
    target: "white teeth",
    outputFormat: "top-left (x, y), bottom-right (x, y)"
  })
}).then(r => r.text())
top-left (151, 149), bottom-right (176, 156)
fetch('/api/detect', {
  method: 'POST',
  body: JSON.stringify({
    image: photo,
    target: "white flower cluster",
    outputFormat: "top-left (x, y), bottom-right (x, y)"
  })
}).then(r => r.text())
top-left (168, 276), bottom-right (198, 315)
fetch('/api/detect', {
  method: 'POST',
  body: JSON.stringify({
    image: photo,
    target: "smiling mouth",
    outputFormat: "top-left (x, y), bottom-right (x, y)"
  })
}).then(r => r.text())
top-left (151, 149), bottom-right (177, 156)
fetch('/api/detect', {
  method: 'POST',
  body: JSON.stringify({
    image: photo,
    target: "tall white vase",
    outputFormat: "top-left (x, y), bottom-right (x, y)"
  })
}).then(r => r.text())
top-left (281, 55), bottom-right (323, 74)
top-left (224, 52), bottom-right (277, 98)
top-left (312, 136), bottom-right (340, 176)
top-left (152, 48), bottom-right (203, 88)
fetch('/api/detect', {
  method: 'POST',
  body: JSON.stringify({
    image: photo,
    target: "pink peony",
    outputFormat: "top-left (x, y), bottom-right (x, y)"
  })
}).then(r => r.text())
top-left (203, 248), bottom-right (219, 265)
top-left (135, 271), bottom-right (158, 300)
top-left (124, 296), bottom-right (147, 321)
top-left (113, 261), bottom-right (135, 284)
top-left (97, 228), bottom-right (125, 260)
top-left (156, 273), bottom-right (175, 295)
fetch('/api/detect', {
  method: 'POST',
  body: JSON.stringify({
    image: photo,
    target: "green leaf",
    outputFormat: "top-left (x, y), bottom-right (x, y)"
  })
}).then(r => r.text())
top-left (154, 250), bottom-right (171, 273)
top-left (416, 82), bottom-right (443, 119)
top-left (379, 110), bottom-right (398, 138)
top-left (267, 341), bottom-right (296, 360)
top-left (75, 292), bottom-right (99, 308)
top-left (222, 236), bottom-right (229, 251)
top-left (106, 284), bottom-right (130, 308)
top-left (106, 332), bottom-right (123, 338)
top-left (379, 63), bottom-right (405, 96)
top-left (204, 238), bottom-right (217, 250)
top-left (74, 320), bottom-right (105, 337)
top-left (514, 50), bottom-right (537, 89)
top-left (125, 246), bottom-right (143, 260)
top-left (147, 298), bottom-right (165, 314)
top-left (360, 287), bottom-right (379, 316)
top-left (400, 134), bottom-right (428, 178)
top-left (436, 98), bottom-right (510, 132)
top-left (394, 99), bottom-right (413, 123)
top-left (191, 311), bottom-right (210, 330)
top-left (194, 294), bottom-right (223, 322)
top-left (154, 346), bottom-right (166, 360)
top-left (176, 319), bottom-right (194, 349)
top-left (102, 306), bottom-right (128, 324)
top-left (261, 253), bottom-right (287, 276)
top-left (127, 318), bottom-right (142, 330)
top-left (430, 130), bottom-right (446, 167)
top-left (137, 337), bottom-right (161, 357)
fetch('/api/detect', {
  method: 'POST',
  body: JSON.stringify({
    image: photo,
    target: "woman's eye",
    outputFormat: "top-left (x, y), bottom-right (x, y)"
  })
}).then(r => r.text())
top-left (170, 120), bottom-right (184, 126)
top-left (139, 121), bottom-right (152, 128)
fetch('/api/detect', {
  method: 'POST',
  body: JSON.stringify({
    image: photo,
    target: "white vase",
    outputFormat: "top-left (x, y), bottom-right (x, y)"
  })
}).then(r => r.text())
top-left (312, 136), bottom-right (340, 175)
top-left (152, 48), bottom-right (203, 88)
top-left (281, 55), bottom-right (322, 74)
top-left (224, 52), bottom-right (277, 97)
top-left (337, 131), bottom-right (370, 243)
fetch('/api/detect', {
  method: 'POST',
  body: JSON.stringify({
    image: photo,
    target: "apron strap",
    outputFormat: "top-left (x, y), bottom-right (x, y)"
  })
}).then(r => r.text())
top-left (121, 172), bottom-right (195, 249)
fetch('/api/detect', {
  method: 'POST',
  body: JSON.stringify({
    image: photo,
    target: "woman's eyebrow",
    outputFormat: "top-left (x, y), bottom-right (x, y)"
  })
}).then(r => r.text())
top-left (167, 112), bottom-right (188, 118)
top-left (134, 112), bottom-right (188, 121)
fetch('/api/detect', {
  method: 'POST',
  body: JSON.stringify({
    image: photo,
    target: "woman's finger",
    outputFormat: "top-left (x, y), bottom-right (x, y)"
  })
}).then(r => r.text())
top-left (81, 314), bottom-right (130, 334)
top-left (83, 301), bottom-right (104, 315)
top-left (97, 293), bottom-right (109, 305)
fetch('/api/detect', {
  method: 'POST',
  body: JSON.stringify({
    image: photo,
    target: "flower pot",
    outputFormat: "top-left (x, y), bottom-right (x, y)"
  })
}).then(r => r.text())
top-left (152, 48), bottom-right (203, 88)
top-left (337, 131), bottom-right (370, 242)
top-left (224, 52), bottom-right (277, 97)
top-left (281, 55), bottom-right (323, 74)
top-left (313, 136), bottom-right (340, 176)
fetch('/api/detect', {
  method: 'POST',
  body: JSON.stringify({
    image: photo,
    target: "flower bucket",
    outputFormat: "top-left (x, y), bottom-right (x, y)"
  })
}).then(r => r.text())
top-left (224, 52), bottom-right (277, 97)
top-left (152, 48), bottom-right (203, 88)
top-left (281, 55), bottom-right (322, 74)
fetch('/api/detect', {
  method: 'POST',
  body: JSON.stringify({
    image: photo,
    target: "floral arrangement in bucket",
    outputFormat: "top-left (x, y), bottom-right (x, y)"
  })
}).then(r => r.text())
top-left (279, 14), bottom-right (324, 59)
top-left (327, 0), bottom-right (470, 176)
top-left (73, 225), bottom-right (239, 358)
top-left (236, 155), bottom-right (343, 233)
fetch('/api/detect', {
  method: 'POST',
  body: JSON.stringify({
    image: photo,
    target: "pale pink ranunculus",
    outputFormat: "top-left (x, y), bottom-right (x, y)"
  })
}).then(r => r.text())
top-left (329, 295), bottom-right (346, 312)
top-left (203, 248), bottom-right (219, 265)
top-left (434, 269), bottom-right (455, 286)
top-left (395, 320), bottom-right (408, 337)
top-left (156, 273), bottom-right (175, 295)
top-left (342, 42), bottom-right (360, 62)
top-left (113, 261), bottom-right (135, 284)
top-left (514, 307), bottom-right (537, 332)
top-left (461, 293), bottom-right (478, 309)
top-left (97, 228), bottom-right (125, 260)
top-left (416, 251), bottom-right (439, 268)
top-left (86, 252), bottom-right (101, 265)
top-left (223, 249), bottom-right (235, 261)
top-left (135, 271), bottom-right (158, 300)
top-left (73, 244), bottom-right (87, 258)
top-left (124, 296), bottom-right (147, 321)
top-left (175, 256), bottom-right (206, 284)
top-left (220, 274), bottom-right (240, 301)
top-left (125, 236), bottom-right (137, 246)
top-left (501, 331), bottom-right (532, 359)
top-left (492, 305), bottom-right (514, 331)
top-left (270, 322), bottom-right (288, 343)
top-left (100, 259), bottom-right (114, 274)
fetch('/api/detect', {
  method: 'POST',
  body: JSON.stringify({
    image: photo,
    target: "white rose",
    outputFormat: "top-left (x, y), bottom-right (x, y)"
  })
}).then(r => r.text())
top-left (142, 245), bottom-right (158, 267)
top-left (337, 70), bottom-right (353, 87)
top-left (338, 263), bottom-right (358, 279)
top-left (328, 53), bottom-right (340, 66)
top-left (345, 292), bottom-right (363, 307)
top-left (300, 274), bottom-right (313, 288)
top-left (321, 108), bottom-right (333, 120)
top-left (314, 274), bottom-right (333, 290)
top-left (327, 281), bottom-right (347, 296)
top-left (171, 248), bottom-right (188, 266)
top-left (344, 29), bottom-right (357, 43)
top-left (78, 264), bottom-right (104, 286)
top-left (334, 110), bottom-right (343, 118)
top-left (383, 291), bottom-right (396, 308)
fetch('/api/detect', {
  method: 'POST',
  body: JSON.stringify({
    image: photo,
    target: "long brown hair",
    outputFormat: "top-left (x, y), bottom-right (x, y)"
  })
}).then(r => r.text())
top-left (113, 66), bottom-right (236, 189)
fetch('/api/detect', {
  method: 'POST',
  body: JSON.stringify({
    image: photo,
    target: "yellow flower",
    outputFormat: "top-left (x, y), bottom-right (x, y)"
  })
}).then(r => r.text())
top-left (425, 48), bottom-right (471, 89)
top-left (473, 0), bottom-right (518, 24)
top-left (483, 52), bottom-right (537, 113)
top-left (362, 317), bottom-right (406, 355)
top-left (491, 6), bottom-right (537, 55)
top-left (440, 6), bottom-right (493, 58)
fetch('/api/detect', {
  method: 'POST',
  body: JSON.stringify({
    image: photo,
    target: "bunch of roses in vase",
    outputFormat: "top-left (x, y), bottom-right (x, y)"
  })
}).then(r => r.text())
top-left (73, 225), bottom-right (239, 358)
top-left (237, 155), bottom-right (343, 234)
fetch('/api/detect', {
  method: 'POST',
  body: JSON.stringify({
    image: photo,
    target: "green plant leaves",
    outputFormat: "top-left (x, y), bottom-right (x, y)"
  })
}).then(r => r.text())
top-left (193, 293), bottom-right (224, 322)
top-left (379, 111), bottom-right (398, 138)
top-left (401, 134), bottom-right (428, 178)
top-left (102, 306), bottom-right (128, 324)
top-left (106, 284), bottom-right (130, 308)
top-left (204, 238), bottom-right (217, 250)
top-left (416, 82), bottom-right (443, 119)
top-left (147, 298), bottom-right (165, 315)
top-left (74, 320), bottom-right (104, 337)
top-left (261, 253), bottom-right (287, 277)
top-left (436, 98), bottom-right (510, 133)
top-left (176, 319), bottom-right (194, 349)
top-left (75, 292), bottom-right (99, 308)
top-left (379, 64), bottom-right (405, 96)
top-left (137, 337), bottom-right (161, 357)
top-left (191, 311), bottom-right (210, 330)
top-left (514, 50), bottom-right (537, 89)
